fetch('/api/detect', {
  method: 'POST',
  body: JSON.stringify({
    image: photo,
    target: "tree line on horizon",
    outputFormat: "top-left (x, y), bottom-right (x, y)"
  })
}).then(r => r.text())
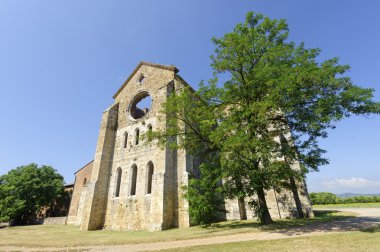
top-left (309, 192), bottom-right (380, 205)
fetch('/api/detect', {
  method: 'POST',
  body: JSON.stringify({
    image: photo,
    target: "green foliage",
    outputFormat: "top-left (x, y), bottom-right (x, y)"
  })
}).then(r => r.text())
top-left (152, 84), bottom-right (220, 156)
top-left (152, 11), bottom-right (380, 226)
top-left (211, 11), bottom-right (380, 174)
top-left (46, 189), bottom-right (73, 217)
top-left (309, 192), bottom-right (338, 204)
top-left (340, 196), bottom-right (380, 204)
top-left (183, 158), bottom-right (225, 226)
top-left (0, 163), bottom-right (65, 225)
top-left (210, 11), bottom-right (379, 222)
top-left (153, 85), bottom-right (225, 225)
top-left (310, 192), bottom-right (380, 205)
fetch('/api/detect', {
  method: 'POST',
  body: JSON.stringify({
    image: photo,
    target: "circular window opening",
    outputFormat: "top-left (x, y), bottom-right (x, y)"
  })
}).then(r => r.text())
top-left (130, 91), bottom-right (152, 120)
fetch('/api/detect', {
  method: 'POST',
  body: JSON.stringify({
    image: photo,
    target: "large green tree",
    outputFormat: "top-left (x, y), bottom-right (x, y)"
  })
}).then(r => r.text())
top-left (0, 163), bottom-right (65, 225)
top-left (154, 12), bottom-right (380, 225)
top-left (209, 12), bottom-right (379, 223)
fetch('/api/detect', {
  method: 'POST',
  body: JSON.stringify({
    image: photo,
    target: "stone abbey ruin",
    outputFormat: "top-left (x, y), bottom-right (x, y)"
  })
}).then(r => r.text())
top-left (67, 62), bottom-right (313, 231)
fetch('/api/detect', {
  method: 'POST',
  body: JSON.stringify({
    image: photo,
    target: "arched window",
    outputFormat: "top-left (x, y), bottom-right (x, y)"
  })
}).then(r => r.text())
top-left (135, 128), bottom-right (140, 145)
top-left (146, 161), bottom-right (154, 194)
top-left (147, 124), bottom-right (153, 142)
top-left (130, 91), bottom-right (152, 119)
top-left (83, 178), bottom-right (87, 186)
top-left (123, 132), bottom-right (128, 148)
top-left (115, 168), bottom-right (122, 197)
top-left (130, 164), bottom-right (137, 196)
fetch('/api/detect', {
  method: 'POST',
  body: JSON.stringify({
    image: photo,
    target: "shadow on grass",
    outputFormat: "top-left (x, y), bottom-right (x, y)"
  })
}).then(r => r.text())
top-left (261, 210), bottom-right (357, 231)
top-left (361, 225), bottom-right (380, 233)
top-left (192, 221), bottom-right (260, 235)
top-left (202, 210), bottom-right (356, 234)
top-left (210, 220), bottom-right (259, 229)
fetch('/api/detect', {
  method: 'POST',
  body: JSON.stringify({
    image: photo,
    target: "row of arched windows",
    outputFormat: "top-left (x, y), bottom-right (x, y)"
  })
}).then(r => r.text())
top-left (114, 161), bottom-right (154, 197)
top-left (123, 125), bottom-right (153, 148)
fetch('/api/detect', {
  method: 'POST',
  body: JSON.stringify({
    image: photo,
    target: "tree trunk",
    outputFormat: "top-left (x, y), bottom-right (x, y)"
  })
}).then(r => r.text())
top-left (256, 187), bottom-right (273, 224)
top-left (238, 197), bottom-right (247, 220)
top-left (279, 133), bottom-right (305, 218)
top-left (289, 176), bottom-right (304, 218)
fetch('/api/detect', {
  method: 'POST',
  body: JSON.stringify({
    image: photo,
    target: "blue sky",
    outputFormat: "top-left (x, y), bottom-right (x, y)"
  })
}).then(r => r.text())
top-left (0, 0), bottom-right (379, 194)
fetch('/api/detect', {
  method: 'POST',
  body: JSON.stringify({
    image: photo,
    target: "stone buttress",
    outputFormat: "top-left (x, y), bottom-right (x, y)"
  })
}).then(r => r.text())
top-left (79, 62), bottom-right (193, 231)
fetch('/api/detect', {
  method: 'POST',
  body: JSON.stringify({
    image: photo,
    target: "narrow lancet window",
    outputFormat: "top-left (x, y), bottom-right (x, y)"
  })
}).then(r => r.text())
top-left (123, 132), bottom-right (128, 148)
top-left (146, 162), bottom-right (154, 194)
top-left (130, 164), bottom-right (137, 196)
top-left (115, 168), bottom-right (122, 197)
top-left (135, 128), bottom-right (140, 145)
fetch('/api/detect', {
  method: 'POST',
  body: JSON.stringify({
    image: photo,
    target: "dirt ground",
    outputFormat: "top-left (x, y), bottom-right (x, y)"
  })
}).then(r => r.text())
top-left (1, 208), bottom-right (379, 252)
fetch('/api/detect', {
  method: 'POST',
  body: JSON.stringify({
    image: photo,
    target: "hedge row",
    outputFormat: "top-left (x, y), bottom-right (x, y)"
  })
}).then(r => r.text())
top-left (309, 192), bottom-right (380, 205)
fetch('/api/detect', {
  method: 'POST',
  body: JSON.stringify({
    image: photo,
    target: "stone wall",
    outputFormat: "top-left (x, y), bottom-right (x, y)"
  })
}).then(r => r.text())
top-left (43, 217), bottom-right (67, 225)
top-left (76, 63), bottom-right (194, 231)
top-left (67, 161), bottom-right (93, 224)
top-left (80, 103), bottom-right (119, 230)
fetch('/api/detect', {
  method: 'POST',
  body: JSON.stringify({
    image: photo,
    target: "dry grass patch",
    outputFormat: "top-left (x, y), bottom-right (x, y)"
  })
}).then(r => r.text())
top-left (0, 210), bottom-right (355, 248)
top-left (162, 229), bottom-right (380, 252)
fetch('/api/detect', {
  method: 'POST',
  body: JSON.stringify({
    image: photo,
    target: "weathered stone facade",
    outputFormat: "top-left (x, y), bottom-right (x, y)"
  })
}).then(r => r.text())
top-left (68, 62), bottom-right (313, 231)
top-left (67, 160), bottom-right (93, 225)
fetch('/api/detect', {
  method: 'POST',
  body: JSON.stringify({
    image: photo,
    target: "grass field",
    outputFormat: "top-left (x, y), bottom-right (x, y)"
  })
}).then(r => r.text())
top-left (162, 227), bottom-right (380, 252)
top-left (313, 202), bottom-right (380, 208)
top-left (0, 210), bottom-right (354, 248)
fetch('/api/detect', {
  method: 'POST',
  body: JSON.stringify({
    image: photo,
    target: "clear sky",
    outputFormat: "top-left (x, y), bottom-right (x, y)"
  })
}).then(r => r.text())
top-left (1, 0), bottom-right (379, 194)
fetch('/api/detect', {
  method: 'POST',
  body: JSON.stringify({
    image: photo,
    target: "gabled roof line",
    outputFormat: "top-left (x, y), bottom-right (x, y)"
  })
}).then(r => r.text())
top-left (174, 74), bottom-right (196, 93)
top-left (74, 160), bottom-right (94, 175)
top-left (112, 61), bottom-right (179, 99)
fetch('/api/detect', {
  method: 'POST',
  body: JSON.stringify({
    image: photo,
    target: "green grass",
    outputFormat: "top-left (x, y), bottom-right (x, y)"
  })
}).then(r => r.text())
top-left (362, 225), bottom-right (380, 233)
top-left (161, 229), bottom-right (380, 252)
top-left (0, 210), bottom-right (354, 248)
top-left (313, 202), bottom-right (380, 208)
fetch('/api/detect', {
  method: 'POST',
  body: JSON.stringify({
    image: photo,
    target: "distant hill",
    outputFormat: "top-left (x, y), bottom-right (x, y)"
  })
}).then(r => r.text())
top-left (336, 193), bottom-right (380, 198)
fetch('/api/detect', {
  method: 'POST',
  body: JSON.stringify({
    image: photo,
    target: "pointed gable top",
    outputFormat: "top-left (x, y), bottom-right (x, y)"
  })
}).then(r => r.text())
top-left (113, 61), bottom-right (179, 99)
top-left (74, 160), bottom-right (94, 175)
